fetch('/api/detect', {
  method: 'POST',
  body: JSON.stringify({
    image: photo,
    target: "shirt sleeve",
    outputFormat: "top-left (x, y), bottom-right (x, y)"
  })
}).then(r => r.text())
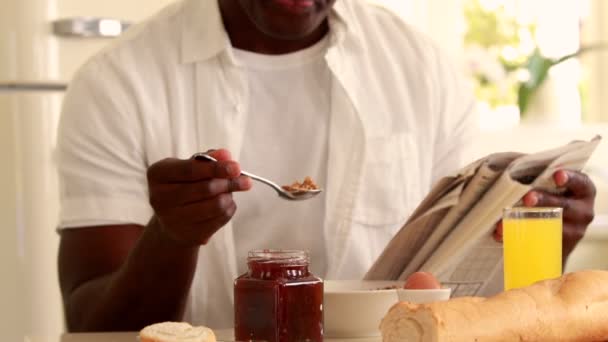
top-left (430, 47), bottom-right (479, 184)
top-left (56, 57), bottom-right (153, 229)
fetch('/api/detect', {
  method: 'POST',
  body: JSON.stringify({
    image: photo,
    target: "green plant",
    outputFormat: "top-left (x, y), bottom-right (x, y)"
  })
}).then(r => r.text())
top-left (462, 0), bottom-right (603, 117)
top-left (517, 46), bottom-right (604, 115)
top-left (463, 0), bottom-right (535, 111)
top-left (463, 0), bottom-right (528, 50)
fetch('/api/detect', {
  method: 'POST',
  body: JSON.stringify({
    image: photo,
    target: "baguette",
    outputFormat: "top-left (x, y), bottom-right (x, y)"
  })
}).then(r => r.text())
top-left (380, 270), bottom-right (608, 342)
top-left (139, 322), bottom-right (216, 342)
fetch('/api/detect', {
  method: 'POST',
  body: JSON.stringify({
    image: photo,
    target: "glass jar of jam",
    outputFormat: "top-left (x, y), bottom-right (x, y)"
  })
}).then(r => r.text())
top-left (234, 250), bottom-right (323, 342)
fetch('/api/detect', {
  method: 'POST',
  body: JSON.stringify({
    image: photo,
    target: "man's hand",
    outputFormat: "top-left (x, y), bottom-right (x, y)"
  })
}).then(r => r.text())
top-left (147, 149), bottom-right (252, 246)
top-left (494, 170), bottom-right (596, 260)
top-left (59, 148), bottom-right (251, 332)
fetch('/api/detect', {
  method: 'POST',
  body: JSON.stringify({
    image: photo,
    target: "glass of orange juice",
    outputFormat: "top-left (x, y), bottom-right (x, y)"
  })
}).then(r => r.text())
top-left (503, 207), bottom-right (563, 290)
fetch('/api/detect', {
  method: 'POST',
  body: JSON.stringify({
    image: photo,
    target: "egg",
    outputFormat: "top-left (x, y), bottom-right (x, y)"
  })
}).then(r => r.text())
top-left (404, 272), bottom-right (441, 290)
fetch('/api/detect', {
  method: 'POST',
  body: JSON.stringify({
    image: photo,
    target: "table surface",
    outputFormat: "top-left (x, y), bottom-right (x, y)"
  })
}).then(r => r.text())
top-left (28, 330), bottom-right (381, 342)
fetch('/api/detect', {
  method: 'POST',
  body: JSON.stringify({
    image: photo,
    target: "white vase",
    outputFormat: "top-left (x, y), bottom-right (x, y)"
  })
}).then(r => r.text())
top-left (521, 72), bottom-right (582, 127)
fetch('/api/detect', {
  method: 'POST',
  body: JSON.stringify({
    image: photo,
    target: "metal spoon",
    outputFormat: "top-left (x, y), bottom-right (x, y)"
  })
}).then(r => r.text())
top-left (192, 152), bottom-right (322, 201)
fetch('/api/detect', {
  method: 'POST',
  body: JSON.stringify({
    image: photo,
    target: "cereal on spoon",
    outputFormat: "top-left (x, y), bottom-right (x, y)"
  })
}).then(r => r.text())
top-left (282, 176), bottom-right (319, 193)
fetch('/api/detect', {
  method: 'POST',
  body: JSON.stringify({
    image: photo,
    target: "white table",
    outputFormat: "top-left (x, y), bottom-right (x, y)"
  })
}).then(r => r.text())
top-left (28, 330), bottom-right (381, 342)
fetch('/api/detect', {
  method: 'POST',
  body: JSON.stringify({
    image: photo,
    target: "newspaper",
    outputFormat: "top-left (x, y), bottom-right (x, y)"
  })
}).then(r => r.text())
top-left (364, 136), bottom-right (602, 297)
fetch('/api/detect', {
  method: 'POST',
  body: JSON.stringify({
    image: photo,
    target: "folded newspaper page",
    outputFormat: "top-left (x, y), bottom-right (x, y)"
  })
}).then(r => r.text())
top-left (364, 136), bottom-right (602, 297)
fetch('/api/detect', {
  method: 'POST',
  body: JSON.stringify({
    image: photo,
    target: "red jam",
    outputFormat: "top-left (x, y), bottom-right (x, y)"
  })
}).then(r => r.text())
top-left (234, 250), bottom-right (324, 342)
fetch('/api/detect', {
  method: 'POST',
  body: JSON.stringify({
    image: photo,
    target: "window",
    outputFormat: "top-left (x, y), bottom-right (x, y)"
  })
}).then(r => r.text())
top-left (581, 0), bottom-right (608, 122)
top-left (372, 0), bottom-right (605, 127)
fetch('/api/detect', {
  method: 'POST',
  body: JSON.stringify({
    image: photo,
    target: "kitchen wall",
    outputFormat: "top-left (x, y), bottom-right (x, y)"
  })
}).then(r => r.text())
top-left (0, 95), bottom-right (25, 342)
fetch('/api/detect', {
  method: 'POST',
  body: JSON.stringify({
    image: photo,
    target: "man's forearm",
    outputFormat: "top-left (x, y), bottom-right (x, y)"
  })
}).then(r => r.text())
top-left (65, 218), bottom-right (199, 332)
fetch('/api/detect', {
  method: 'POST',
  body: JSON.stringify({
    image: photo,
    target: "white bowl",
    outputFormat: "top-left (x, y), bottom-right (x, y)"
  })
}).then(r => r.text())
top-left (396, 288), bottom-right (452, 303)
top-left (323, 280), bottom-right (402, 338)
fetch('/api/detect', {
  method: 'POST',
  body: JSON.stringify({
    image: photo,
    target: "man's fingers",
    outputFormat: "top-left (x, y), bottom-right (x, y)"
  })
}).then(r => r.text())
top-left (493, 220), bottom-right (503, 243)
top-left (522, 191), bottom-right (539, 207)
top-left (165, 198), bottom-right (238, 245)
top-left (147, 157), bottom-right (241, 183)
top-left (174, 176), bottom-right (252, 204)
top-left (191, 201), bottom-right (237, 245)
top-left (553, 170), bottom-right (596, 199)
top-left (151, 176), bottom-right (252, 207)
top-left (526, 190), bottom-right (595, 224)
top-left (207, 149), bottom-right (233, 162)
top-left (563, 223), bottom-right (587, 248)
top-left (161, 193), bottom-right (236, 223)
top-left (525, 190), bottom-right (568, 209)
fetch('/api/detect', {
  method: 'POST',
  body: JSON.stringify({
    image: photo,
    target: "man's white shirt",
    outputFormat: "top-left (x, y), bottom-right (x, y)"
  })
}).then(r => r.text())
top-left (57, 0), bottom-right (476, 328)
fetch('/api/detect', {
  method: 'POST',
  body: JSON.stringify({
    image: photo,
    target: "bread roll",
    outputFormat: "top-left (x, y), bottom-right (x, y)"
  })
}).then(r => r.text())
top-left (139, 322), bottom-right (216, 342)
top-left (380, 270), bottom-right (608, 342)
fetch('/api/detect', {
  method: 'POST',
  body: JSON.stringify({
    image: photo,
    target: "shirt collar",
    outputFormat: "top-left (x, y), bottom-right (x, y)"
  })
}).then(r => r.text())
top-left (180, 0), bottom-right (364, 64)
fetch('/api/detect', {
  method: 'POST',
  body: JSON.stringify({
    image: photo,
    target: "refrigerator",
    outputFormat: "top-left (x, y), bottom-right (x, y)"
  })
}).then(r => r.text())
top-left (0, 0), bottom-right (174, 339)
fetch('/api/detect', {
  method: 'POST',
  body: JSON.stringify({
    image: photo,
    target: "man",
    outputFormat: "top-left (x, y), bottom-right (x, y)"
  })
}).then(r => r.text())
top-left (57, 0), bottom-right (596, 332)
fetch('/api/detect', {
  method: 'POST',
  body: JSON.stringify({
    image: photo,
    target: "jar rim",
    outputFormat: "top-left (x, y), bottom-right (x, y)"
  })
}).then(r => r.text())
top-left (248, 249), bottom-right (309, 263)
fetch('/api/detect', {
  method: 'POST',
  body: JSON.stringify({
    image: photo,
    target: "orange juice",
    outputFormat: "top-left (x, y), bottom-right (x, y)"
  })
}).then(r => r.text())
top-left (503, 209), bottom-right (562, 290)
